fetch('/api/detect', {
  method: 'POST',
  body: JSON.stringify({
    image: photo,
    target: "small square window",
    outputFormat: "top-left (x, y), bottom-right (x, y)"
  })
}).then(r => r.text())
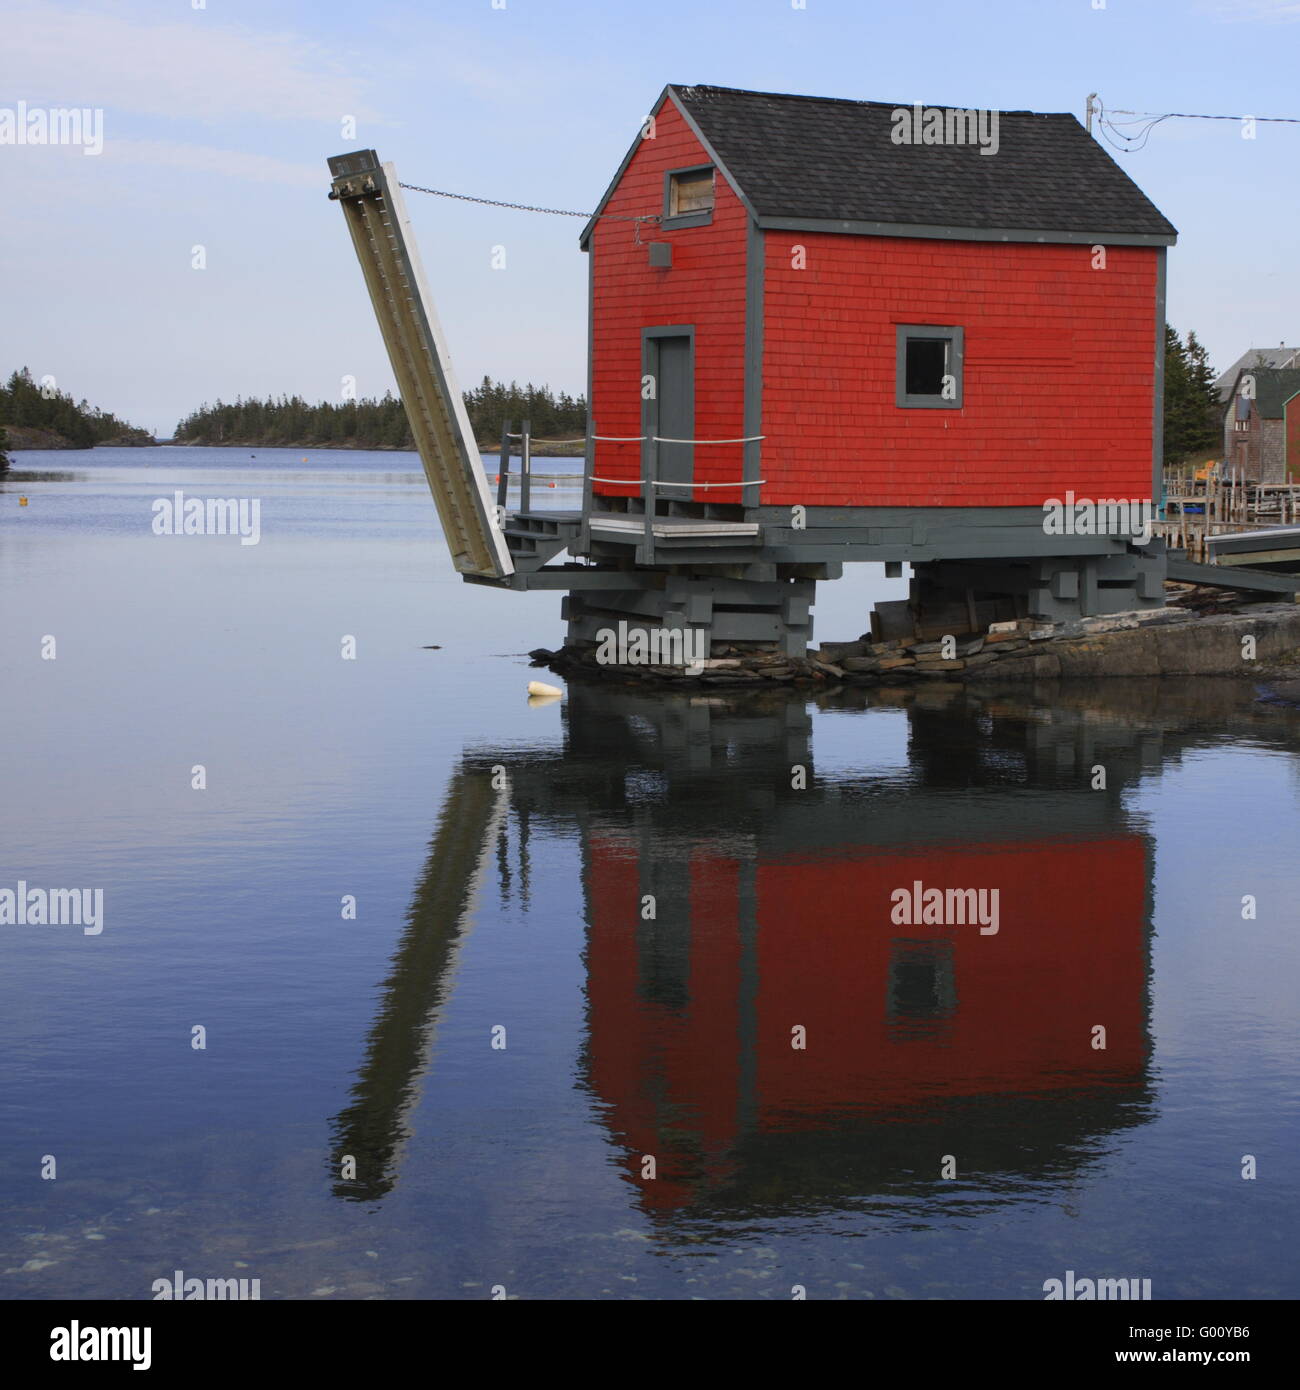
top-left (663, 167), bottom-right (714, 228)
top-left (896, 324), bottom-right (964, 408)
top-left (906, 338), bottom-right (948, 395)
top-left (670, 170), bottom-right (713, 215)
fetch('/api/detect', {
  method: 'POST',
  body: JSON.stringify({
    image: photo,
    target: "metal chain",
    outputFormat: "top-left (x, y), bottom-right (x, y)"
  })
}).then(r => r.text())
top-left (398, 182), bottom-right (655, 224)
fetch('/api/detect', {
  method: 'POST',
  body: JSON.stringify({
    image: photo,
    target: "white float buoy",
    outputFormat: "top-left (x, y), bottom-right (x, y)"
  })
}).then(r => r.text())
top-left (527, 680), bottom-right (562, 698)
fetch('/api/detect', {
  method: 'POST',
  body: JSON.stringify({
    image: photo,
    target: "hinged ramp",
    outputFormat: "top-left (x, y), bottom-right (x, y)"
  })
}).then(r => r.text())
top-left (328, 149), bottom-right (513, 579)
top-left (1167, 552), bottom-right (1300, 595)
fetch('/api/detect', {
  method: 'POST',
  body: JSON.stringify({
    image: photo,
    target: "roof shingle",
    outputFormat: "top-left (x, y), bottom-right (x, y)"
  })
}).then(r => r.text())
top-left (670, 84), bottom-right (1177, 240)
top-left (1216, 348), bottom-right (1300, 401)
top-left (1223, 367), bottom-right (1300, 418)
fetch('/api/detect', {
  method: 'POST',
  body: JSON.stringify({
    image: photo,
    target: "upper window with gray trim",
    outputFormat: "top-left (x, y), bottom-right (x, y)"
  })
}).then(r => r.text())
top-left (896, 325), bottom-right (964, 408)
top-left (663, 166), bottom-right (714, 228)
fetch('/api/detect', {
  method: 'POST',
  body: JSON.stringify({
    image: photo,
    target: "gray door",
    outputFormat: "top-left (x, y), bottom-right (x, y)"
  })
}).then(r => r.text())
top-left (649, 334), bottom-right (694, 496)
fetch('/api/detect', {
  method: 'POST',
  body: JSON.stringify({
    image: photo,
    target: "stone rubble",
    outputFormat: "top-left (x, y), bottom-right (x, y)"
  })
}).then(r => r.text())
top-left (529, 590), bottom-right (1300, 688)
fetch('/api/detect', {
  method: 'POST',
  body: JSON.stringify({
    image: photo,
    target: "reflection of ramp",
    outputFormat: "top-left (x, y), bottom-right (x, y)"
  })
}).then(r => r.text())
top-left (328, 149), bottom-right (512, 579)
top-left (330, 768), bottom-right (506, 1202)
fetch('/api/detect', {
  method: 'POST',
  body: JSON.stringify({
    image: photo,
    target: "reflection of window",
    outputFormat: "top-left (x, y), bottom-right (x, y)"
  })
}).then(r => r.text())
top-left (896, 325), bottom-right (964, 409)
top-left (663, 167), bottom-right (715, 227)
top-left (636, 924), bottom-right (689, 1013)
top-left (887, 939), bottom-right (957, 1040)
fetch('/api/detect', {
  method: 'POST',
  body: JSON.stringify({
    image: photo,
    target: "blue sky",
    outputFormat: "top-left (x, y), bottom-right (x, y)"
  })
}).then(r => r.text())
top-left (3, 0), bottom-right (1299, 434)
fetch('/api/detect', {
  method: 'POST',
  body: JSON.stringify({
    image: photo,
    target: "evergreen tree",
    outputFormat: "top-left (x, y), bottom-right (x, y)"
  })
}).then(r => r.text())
top-left (0, 367), bottom-right (150, 447)
top-left (1183, 331), bottom-right (1219, 456)
top-left (172, 377), bottom-right (587, 448)
top-left (1162, 327), bottom-right (1219, 467)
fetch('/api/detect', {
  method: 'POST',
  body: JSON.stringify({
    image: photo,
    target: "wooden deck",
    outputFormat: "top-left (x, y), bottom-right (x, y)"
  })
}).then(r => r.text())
top-left (588, 516), bottom-right (762, 540)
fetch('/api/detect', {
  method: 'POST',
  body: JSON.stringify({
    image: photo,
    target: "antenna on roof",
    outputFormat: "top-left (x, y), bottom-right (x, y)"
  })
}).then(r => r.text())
top-left (1086, 92), bottom-right (1098, 135)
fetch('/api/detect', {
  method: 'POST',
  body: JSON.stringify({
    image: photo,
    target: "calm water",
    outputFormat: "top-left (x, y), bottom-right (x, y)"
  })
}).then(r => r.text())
top-left (1, 447), bottom-right (1297, 1301)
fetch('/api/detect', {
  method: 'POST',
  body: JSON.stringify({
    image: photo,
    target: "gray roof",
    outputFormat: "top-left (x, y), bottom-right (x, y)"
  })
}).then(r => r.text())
top-left (658, 85), bottom-right (1176, 239)
top-left (1221, 366), bottom-right (1300, 419)
top-left (1215, 348), bottom-right (1300, 401)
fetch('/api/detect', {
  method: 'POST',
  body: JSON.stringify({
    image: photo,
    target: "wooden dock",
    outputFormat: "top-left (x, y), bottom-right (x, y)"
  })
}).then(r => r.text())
top-left (1155, 463), bottom-right (1300, 561)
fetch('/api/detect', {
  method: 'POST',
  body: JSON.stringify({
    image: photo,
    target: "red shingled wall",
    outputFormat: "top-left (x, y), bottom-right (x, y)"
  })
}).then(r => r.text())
top-left (752, 836), bottom-right (1147, 1121)
top-left (583, 830), bottom-right (1148, 1214)
top-left (760, 232), bottom-right (1160, 507)
top-left (589, 98), bottom-right (748, 502)
top-left (589, 96), bottom-right (1160, 510)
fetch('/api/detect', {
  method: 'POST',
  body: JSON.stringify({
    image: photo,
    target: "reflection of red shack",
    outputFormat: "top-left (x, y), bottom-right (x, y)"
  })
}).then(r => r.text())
top-left (585, 833), bottom-right (1148, 1214)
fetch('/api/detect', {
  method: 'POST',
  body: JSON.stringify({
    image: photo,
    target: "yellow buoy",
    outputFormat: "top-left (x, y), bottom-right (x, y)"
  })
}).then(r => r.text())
top-left (19, 497), bottom-right (28, 506)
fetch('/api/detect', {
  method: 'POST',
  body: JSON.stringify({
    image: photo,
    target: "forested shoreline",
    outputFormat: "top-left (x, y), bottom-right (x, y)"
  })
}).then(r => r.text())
top-left (173, 377), bottom-right (587, 450)
top-left (0, 368), bottom-right (155, 455)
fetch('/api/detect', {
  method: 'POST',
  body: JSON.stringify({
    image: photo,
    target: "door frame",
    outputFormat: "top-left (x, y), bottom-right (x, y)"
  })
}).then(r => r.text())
top-left (641, 324), bottom-right (695, 508)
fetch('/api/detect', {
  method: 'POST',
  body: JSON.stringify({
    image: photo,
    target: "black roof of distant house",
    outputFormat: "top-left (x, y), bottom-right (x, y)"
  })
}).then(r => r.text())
top-left (582, 84), bottom-right (1178, 247)
top-left (1223, 366), bottom-right (1300, 418)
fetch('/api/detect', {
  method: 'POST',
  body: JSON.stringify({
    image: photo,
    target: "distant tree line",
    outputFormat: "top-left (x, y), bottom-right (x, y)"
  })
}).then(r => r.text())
top-left (0, 367), bottom-right (153, 448)
top-left (462, 377), bottom-right (587, 441)
top-left (1163, 327), bottom-right (1219, 467)
top-left (173, 377), bottom-right (588, 448)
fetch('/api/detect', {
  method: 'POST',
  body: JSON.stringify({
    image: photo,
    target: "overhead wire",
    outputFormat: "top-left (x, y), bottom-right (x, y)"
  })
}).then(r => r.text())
top-left (1093, 99), bottom-right (1300, 153)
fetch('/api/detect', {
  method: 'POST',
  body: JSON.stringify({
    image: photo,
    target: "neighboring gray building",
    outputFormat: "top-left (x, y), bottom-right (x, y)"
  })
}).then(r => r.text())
top-left (1216, 346), bottom-right (1300, 404)
top-left (1222, 366), bottom-right (1300, 482)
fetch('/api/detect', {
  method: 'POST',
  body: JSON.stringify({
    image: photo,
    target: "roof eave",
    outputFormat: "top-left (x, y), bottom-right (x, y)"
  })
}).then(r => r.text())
top-left (754, 214), bottom-right (1176, 247)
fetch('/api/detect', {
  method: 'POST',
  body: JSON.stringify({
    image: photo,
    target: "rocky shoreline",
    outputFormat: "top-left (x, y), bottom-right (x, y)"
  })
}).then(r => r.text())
top-left (3, 426), bottom-right (156, 450)
top-left (530, 592), bottom-right (1300, 689)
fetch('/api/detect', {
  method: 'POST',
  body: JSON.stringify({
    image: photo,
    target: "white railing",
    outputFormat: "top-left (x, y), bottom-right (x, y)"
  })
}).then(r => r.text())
top-left (496, 421), bottom-right (766, 563)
